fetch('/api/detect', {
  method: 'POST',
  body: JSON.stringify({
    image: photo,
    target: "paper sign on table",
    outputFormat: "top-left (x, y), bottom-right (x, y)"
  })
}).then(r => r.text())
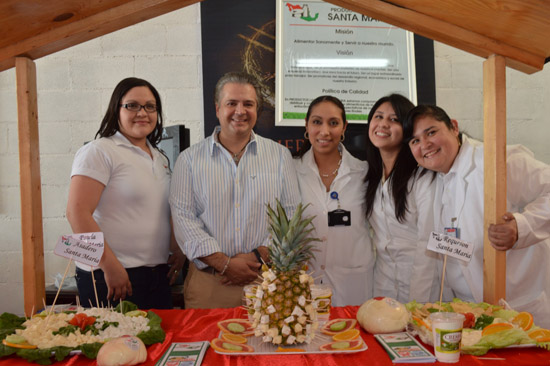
top-left (54, 232), bottom-right (104, 266)
top-left (375, 332), bottom-right (435, 363)
top-left (155, 341), bottom-right (209, 366)
top-left (427, 231), bottom-right (473, 262)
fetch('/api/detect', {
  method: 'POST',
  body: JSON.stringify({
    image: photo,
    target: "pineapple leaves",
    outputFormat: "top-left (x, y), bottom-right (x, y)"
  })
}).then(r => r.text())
top-left (266, 200), bottom-right (320, 272)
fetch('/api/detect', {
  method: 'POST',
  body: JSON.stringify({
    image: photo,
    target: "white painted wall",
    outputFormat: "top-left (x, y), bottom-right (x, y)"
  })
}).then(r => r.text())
top-left (0, 4), bottom-right (548, 314)
top-left (434, 42), bottom-right (550, 163)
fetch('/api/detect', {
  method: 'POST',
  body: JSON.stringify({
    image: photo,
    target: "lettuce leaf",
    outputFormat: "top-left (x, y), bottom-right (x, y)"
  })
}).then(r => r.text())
top-left (0, 342), bottom-right (18, 358)
top-left (462, 328), bottom-right (534, 355)
top-left (405, 300), bottom-right (423, 312)
top-left (114, 301), bottom-right (138, 314)
top-left (451, 298), bottom-right (495, 311)
top-left (493, 309), bottom-right (518, 321)
top-left (79, 342), bottom-right (103, 359)
top-left (137, 311), bottom-right (165, 345)
top-left (473, 314), bottom-right (494, 330)
top-left (16, 347), bottom-right (55, 365)
top-left (0, 312), bottom-right (26, 341)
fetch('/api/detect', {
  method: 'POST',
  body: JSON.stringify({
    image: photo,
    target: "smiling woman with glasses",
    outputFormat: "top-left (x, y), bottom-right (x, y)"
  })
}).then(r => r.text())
top-left (120, 102), bottom-right (158, 113)
top-left (66, 77), bottom-right (186, 310)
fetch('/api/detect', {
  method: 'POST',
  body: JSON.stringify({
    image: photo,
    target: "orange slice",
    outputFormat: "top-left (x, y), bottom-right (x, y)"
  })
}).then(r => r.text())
top-left (332, 328), bottom-right (360, 341)
top-left (482, 322), bottom-right (513, 336)
top-left (2, 339), bottom-right (37, 349)
top-left (511, 312), bottom-right (534, 331)
top-left (528, 329), bottom-right (550, 342)
top-left (221, 333), bottom-right (248, 344)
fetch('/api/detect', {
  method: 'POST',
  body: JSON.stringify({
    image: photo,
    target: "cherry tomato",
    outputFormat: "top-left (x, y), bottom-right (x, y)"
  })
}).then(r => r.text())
top-left (69, 313), bottom-right (96, 330)
top-left (462, 312), bottom-right (476, 328)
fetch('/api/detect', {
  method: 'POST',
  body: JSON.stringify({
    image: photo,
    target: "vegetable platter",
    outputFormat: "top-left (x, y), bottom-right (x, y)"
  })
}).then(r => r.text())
top-left (0, 301), bottom-right (164, 365)
top-left (406, 298), bottom-right (550, 356)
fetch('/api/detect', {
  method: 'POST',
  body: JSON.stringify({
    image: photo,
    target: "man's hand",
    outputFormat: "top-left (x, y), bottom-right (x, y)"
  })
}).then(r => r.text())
top-left (488, 212), bottom-right (518, 251)
top-left (167, 248), bottom-right (186, 285)
top-left (221, 257), bottom-right (261, 286)
top-left (102, 256), bottom-right (132, 301)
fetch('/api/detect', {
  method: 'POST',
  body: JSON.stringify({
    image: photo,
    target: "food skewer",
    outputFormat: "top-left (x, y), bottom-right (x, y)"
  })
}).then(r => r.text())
top-left (438, 254), bottom-right (448, 308)
top-left (47, 258), bottom-right (73, 316)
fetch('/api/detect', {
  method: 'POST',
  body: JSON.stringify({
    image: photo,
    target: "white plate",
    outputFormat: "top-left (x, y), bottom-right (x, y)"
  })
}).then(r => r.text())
top-left (213, 331), bottom-right (368, 355)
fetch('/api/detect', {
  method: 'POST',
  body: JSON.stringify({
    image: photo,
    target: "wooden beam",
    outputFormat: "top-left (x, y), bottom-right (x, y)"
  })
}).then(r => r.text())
top-left (482, 54), bottom-right (507, 305)
top-left (0, 0), bottom-right (202, 72)
top-left (325, 0), bottom-right (544, 74)
top-left (15, 57), bottom-right (45, 317)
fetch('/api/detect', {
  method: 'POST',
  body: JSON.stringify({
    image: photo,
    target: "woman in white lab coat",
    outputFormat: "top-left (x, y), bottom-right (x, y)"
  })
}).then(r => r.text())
top-left (405, 105), bottom-right (550, 328)
top-left (294, 95), bottom-right (374, 306)
top-left (365, 94), bottom-right (440, 303)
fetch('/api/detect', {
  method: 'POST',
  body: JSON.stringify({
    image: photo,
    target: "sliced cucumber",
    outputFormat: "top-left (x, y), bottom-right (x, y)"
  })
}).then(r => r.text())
top-left (227, 322), bottom-right (246, 333)
top-left (222, 342), bottom-right (243, 351)
top-left (330, 321), bottom-right (347, 332)
top-left (5, 334), bottom-right (27, 344)
top-left (331, 341), bottom-right (351, 349)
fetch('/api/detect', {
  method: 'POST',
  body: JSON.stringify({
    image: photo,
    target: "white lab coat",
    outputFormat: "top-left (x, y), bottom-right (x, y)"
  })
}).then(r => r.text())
top-left (294, 146), bottom-right (374, 306)
top-left (369, 169), bottom-right (440, 303)
top-left (435, 136), bottom-right (550, 328)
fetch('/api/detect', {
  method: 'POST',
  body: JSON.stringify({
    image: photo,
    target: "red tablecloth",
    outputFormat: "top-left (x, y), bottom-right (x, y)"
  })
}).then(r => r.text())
top-left (1, 306), bottom-right (549, 365)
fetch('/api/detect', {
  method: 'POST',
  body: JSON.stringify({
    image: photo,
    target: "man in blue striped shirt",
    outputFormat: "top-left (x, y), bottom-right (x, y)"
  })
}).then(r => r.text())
top-left (169, 72), bottom-right (300, 308)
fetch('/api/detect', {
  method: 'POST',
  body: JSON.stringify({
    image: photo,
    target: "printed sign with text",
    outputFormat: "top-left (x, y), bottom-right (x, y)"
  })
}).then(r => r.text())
top-left (427, 231), bottom-right (473, 262)
top-left (54, 232), bottom-right (104, 267)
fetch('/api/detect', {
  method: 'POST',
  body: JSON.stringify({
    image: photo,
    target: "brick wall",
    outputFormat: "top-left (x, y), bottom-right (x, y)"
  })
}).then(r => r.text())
top-left (0, 5), bottom-right (203, 314)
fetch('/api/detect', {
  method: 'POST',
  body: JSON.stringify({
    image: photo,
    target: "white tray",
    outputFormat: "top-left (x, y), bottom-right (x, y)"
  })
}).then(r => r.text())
top-left (213, 331), bottom-right (368, 355)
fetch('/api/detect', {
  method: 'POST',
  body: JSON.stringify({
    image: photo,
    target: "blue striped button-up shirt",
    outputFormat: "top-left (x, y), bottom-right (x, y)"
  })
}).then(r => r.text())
top-left (169, 127), bottom-right (300, 268)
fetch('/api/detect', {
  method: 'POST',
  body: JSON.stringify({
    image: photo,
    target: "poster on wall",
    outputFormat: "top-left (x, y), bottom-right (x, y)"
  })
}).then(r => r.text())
top-left (276, 0), bottom-right (416, 126)
top-left (201, 0), bottom-right (434, 158)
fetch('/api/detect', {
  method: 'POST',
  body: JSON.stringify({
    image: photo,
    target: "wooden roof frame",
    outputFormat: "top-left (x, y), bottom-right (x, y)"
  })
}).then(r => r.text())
top-left (2, 0), bottom-right (548, 314)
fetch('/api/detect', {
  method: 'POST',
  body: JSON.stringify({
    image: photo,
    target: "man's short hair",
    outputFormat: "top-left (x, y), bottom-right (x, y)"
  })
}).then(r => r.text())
top-left (214, 71), bottom-right (263, 113)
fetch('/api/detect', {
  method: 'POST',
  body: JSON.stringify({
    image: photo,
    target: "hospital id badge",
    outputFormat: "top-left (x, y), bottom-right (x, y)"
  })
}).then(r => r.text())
top-left (328, 209), bottom-right (351, 227)
top-left (444, 227), bottom-right (460, 239)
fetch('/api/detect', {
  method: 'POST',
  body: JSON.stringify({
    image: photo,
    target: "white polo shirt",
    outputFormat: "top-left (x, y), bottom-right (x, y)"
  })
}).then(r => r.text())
top-left (71, 132), bottom-right (172, 270)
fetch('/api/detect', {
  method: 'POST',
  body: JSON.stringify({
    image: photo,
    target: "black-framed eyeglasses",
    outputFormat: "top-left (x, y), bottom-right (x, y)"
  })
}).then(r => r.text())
top-left (120, 103), bottom-right (157, 113)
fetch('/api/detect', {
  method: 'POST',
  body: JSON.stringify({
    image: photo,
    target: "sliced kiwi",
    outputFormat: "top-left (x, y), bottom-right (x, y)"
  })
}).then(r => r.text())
top-left (329, 321), bottom-right (347, 332)
top-left (227, 322), bottom-right (246, 333)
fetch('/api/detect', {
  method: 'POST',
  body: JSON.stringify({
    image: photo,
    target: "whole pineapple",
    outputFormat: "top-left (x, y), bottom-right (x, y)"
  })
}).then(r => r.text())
top-left (251, 200), bottom-right (320, 345)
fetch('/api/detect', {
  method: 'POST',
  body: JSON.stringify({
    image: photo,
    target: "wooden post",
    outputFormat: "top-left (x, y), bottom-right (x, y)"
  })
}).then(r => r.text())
top-left (482, 54), bottom-right (507, 304)
top-left (15, 57), bottom-right (45, 316)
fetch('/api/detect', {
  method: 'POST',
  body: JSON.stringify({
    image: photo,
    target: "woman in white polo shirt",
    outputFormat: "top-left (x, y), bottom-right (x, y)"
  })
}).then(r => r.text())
top-left (66, 77), bottom-right (185, 309)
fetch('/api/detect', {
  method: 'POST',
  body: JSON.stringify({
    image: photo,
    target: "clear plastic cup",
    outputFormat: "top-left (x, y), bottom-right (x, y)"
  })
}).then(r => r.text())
top-left (429, 312), bottom-right (465, 363)
top-left (311, 284), bottom-right (332, 324)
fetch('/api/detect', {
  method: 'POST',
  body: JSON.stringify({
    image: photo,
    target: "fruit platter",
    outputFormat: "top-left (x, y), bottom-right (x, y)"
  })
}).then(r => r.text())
top-left (406, 298), bottom-right (550, 355)
top-left (210, 317), bottom-right (367, 355)
top-left (0, 301), bottom-right (164, 365)
top-left (210, 201), bottom-right (367, 355)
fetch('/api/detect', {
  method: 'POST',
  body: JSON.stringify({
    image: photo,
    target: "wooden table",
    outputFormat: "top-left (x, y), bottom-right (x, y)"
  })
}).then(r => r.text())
top-left (1, 306), bottom-right (548, 365)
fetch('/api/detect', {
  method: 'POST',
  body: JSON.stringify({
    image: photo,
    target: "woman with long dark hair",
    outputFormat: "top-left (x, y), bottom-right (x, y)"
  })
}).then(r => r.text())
top-left (294, 95), bottom-right (374, 306)
top-left (365, 94), bottom-right (439, 303)
top-left (66, 77), bottom-right (185, 309)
